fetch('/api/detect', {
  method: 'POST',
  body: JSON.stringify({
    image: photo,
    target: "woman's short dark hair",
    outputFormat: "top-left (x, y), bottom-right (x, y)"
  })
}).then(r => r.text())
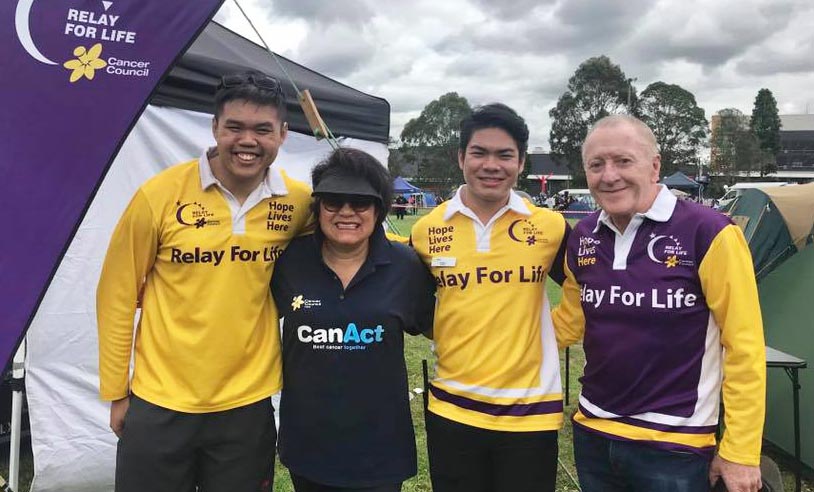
top-left (311, 148), bottom-right (393, 225)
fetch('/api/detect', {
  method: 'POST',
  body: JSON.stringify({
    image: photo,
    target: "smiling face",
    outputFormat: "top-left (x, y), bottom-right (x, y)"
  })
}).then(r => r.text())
top-left (582, 121), bottom-right (661, 231)
top-left (318, 194), bottom-right (377, 250)
top-left (210, 99), bottom-right (287, 196)
top-left (458, 127), bottom-right (524, 217)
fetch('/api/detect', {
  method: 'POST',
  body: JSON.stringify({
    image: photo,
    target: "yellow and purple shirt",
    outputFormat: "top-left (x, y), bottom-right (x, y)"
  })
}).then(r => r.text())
top-left (553, 186), bottom-right (766, 466)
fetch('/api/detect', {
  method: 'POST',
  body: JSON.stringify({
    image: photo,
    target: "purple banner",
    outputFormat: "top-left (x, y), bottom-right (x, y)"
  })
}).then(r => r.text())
top-left (0, 0), bottom-right (224, 369)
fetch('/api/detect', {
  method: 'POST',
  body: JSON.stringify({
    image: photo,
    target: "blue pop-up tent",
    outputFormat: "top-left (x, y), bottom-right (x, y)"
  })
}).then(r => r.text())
top-left (393, 176), bottom-right (422, 193)
top-left (660, 171), bottom-right (699, 190)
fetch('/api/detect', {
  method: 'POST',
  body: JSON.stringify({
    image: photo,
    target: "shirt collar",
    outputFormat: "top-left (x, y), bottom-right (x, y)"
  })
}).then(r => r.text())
top-left (198, 149), bottom-right (289, 197)
top-left (593, 184), bottom-right (677, 233)
top-left (442, 186), bottom-right (531, 221)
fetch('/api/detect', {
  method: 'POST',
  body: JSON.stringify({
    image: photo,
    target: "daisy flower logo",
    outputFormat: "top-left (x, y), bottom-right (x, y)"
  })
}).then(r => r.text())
top-left (63, 43), bottom-right (107, 83)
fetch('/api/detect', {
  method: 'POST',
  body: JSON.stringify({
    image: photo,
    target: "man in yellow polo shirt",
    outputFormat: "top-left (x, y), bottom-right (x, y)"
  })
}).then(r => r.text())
top-left (411, 103), bottom-right (569, 492)
top-left (97, 71), bottom-right (312, 492)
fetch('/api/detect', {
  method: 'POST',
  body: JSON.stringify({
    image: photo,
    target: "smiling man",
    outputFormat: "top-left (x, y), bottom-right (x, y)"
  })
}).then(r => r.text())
top-left (553, 115), bottom-right (766, 492)
top-left (411, 104), bottom-right (569, 492)
top-left (96, 71), bottom-right (312, 492)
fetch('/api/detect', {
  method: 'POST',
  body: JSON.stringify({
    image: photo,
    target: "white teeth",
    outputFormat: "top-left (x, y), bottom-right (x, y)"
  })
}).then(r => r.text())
top-left (236, 153), bottom-right (256, 161)
top-left (336, 223), bottom-right (359, 229)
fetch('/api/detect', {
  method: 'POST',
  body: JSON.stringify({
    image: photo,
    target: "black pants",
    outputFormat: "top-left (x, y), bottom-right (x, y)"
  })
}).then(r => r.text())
top-left (291, 473), bottom-right (401, 492)
top-left (116, 395), bottom-right (276, 492)
top-left (426, 411), bottom-right (558, 492)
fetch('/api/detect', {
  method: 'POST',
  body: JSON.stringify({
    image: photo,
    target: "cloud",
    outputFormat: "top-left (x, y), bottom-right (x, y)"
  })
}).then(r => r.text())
top-left (295, 23), bottom-right (377, 77)
top-left (627, 0), bottom-right (801, 68)
top-left (269, 0), bottom-right (374, 26)
top-left (218, 0), bottom-right (814, 147)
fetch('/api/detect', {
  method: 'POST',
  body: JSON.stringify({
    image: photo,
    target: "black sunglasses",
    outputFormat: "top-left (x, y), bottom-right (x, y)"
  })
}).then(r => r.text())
top-left (320, 195), bottom-right (377, 213)
top-left (218, 73), bottom-right (282, 94)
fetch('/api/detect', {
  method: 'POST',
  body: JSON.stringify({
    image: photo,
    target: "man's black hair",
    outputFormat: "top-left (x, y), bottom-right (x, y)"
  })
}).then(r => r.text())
top-left (459, 103), bottom-right (529, 157)
top-left (213, 70), bottom-right (287, 122)
top-left (311, 148), bottom-right (393, 225)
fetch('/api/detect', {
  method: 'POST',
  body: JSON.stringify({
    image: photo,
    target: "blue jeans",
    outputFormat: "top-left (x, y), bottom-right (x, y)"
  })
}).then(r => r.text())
top-left (573, 425), bottom-right (711, 492)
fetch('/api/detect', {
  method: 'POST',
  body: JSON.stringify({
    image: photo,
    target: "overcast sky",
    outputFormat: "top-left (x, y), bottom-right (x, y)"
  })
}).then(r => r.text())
top-left (215, 0), bottom-right (814, 149)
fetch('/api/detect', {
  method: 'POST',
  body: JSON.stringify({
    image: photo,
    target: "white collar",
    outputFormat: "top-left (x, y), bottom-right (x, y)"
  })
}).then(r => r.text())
top-left (593, 185), bottom-right (677, 233)
top-left (198, 149), bottom-right (289, 197)
top-left (443, 186), bottom-right (531, 222)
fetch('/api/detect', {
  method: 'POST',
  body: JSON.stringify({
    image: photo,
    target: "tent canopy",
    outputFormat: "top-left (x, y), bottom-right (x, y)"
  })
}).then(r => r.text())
top-left (723, 182), bottom-right (814, 279)
top-left (393, 176), bottom-right (421, 194)
top-left (660, 171), bottom-right (699, 190)
top-left (151, 22), bottom-right (390, 143)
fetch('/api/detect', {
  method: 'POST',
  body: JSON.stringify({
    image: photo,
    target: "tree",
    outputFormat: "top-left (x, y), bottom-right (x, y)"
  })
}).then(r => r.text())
top-left (711, 108), bottom-right (765, 176)
top-left (750, 88), bottom-right (782, 175)
top-left (400, 92), bottom-right (472, 188)
top-left (638, 82), bottom-right (708, 175)
top-left (549, 56), bottom-right (636, 176)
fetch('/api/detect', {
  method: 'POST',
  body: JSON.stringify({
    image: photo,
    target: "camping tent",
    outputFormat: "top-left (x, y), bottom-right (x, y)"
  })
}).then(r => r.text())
top-left (721, 182), bottom-right (814, 280)
top-left (759, 244), bottom-right (814, 472)
top-left (725, 182), bottom-right (814, 470)
top-left (22, 21), bottom-right (390, 492)
top-left (660, 171), bottom-right (699, 190)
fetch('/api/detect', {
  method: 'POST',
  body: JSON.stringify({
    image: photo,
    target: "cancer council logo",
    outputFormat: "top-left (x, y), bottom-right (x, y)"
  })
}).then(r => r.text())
top-left (15, 0), bottom-right (151, 84)
top-left (63, 44), bottom-right (106, 82)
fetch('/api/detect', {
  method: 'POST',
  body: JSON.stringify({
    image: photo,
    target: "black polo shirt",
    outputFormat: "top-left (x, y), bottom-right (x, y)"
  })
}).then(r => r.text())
top-left (271, 228), bottom-right (436, 487)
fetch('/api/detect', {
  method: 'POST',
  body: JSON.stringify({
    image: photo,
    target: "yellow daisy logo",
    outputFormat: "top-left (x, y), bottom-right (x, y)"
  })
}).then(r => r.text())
top-left (665, 255), bottom-right (679, 268)
top-left (291, 295), bottom-right (305, 311)
top-left (63, 44), bottom-right (107, 83)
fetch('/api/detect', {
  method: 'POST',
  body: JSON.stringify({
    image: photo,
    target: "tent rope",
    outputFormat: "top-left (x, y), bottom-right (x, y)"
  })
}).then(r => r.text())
top-left (231, 0), bottom-right (340, 150)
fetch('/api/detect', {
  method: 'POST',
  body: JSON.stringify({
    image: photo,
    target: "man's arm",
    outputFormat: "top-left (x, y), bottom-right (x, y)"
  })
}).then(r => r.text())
top-left (551, 257), bottom-right (585, 349)
top-left (97, 190), bottom-right (158, 411)
top-left (699, 224), bottom-right (766, 491)
top-left (547, 220), bottom-right (571, 286)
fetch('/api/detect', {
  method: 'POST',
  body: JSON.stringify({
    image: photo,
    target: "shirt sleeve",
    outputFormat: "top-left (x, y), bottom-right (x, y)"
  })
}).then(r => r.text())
top-left (551, 254), bottom-right (585, 349)
top-left (698, 224), bottom-right (766, 466)
top-left (405, 249), bottom-right (436, 336)
top-left (96, 189), bottom-right (158, 401)
top-left (548, 221), bottom-right (571, 286)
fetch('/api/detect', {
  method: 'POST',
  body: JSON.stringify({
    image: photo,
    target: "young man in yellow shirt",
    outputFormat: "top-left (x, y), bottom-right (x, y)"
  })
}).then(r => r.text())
top-left (411, 104), bottom-right (569, 492)
top-left (97, 71), bottom-right (312, 492)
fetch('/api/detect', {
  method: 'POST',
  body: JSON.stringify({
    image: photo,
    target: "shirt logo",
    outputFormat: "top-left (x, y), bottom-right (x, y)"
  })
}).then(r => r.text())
top-left (297, 323), bottom-right (384, 351)
top-left (508, 219), bottom-right (547, 246)
top-left (267, 201), bottom-right (295, 232)
top-left (576, 236), bottom-right (600, 267)
top-left (175, 201), bottom-right (219, 228)
top-left (647, 234), bottom-right (694, 268)
top-left (427, 225), bottom-right (454, 254)
top-left (291, 294), bottom-right (321, 311)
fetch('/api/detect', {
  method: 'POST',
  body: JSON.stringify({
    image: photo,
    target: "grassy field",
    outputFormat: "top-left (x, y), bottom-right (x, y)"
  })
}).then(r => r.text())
top-left (3, 208), bottom-right (811, 491)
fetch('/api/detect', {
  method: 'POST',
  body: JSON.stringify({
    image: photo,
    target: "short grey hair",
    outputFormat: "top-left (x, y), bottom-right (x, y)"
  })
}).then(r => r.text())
top-left (581, 114), bottom-right (659, 163)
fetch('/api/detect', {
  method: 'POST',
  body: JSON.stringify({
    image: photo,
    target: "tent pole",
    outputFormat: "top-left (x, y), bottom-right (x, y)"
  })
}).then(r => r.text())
top-left (9, 339), bottom-right (25, 492)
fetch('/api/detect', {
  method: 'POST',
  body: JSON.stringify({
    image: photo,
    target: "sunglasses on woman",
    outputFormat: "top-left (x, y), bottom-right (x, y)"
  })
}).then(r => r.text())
top-left (320, 195), bottom-right (377, 213)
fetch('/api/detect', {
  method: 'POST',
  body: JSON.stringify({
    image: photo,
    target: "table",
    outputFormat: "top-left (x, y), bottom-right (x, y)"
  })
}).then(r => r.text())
top-left (766, 346), bottom-right (807, 492)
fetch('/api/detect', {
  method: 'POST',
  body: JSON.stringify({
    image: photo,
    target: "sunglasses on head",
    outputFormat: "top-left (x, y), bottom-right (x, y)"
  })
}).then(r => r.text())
top-left (320, 195), bottom-right (377, 213)
top-left (218, 73), bottom-right (282, 94)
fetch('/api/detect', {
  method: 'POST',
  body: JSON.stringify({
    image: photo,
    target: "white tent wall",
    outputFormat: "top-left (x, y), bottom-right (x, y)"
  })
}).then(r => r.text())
top-left (23, 105), bottom-right (387, 492)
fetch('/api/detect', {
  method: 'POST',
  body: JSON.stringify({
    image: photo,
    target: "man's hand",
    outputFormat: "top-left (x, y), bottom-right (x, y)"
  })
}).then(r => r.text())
top-left (709, 454), bottom-right (761, 492)
top-left (109, 396), bottom-right (130, 439)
